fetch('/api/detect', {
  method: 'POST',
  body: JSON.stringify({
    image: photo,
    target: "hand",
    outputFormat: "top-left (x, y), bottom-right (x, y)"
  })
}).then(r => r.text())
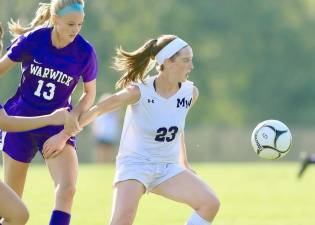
top-left (43, 131), bottom-right (69, 159)
top-left (49, 108), bottom-right (70, 125)
top-left (64, 111), bottom-right (82, 136)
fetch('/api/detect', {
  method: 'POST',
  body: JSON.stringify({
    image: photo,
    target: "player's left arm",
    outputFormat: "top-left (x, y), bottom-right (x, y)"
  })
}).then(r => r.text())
top-left (179, 86), bottom-right (199, 172)
top-left (64, 79), bottom-right (96, 136)
top-left (71, 79), bottom-right (97, 117)
top-left (42, 80), bottom-right (96, 159)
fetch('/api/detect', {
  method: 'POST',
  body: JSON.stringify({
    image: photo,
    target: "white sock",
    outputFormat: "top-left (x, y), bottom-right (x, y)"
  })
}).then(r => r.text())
top-left (185, 212), bottom-right (211, 225)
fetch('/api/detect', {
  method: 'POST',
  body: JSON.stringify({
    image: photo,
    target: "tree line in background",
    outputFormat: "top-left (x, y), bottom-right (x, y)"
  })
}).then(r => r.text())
top-left (1, 0), bottom-right (315, 128)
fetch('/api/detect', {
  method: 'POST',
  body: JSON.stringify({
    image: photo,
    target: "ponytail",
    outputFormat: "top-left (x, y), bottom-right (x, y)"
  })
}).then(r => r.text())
top-left (113, 35), bottom-right (179, 89)
top-left (113, 39), bottom-right (158, 89)
top-left (9, 3), bottom-right (51, 38)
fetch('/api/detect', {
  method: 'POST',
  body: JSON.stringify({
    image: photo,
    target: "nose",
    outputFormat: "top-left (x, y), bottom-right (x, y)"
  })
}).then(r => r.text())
top-left (73, 25), bottom-right (81, 34)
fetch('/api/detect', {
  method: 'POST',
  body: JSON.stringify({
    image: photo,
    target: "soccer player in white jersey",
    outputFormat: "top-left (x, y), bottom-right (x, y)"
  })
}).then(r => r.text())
top-left (44, 35), bottom-right (220, 225)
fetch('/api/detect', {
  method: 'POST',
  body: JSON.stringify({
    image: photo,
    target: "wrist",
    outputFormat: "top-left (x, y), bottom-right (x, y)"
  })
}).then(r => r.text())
top-left (61, 130), bottom-right (71, 140)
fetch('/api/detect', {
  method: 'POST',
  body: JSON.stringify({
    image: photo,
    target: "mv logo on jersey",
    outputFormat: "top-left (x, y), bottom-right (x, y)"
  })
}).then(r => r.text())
top-left (147, 99), bottom-right (155, 103)
top-left (177, 98), bottom-right (192, 108)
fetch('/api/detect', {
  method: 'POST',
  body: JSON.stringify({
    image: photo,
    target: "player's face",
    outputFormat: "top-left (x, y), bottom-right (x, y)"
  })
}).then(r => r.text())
top-left (54, 12), bottom-right (84, 43)
top-left (167, 46), bottom-right (194, 82)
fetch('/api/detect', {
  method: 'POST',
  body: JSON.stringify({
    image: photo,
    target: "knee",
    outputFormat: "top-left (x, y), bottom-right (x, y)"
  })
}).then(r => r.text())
top-left (201, 194), bottom-right (220, 217)
top-left (55, 183), bottom-right (76, 201)
top-left (11, 204), bottom-right (29, 225)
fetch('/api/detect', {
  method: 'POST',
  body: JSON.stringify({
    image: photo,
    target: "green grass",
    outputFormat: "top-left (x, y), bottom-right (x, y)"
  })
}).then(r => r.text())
top-left (1, 162), bottom-right (314, 225)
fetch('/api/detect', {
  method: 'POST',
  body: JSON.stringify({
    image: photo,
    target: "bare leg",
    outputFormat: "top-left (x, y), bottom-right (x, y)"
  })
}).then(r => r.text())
top-left (2, 152), bottom-right (29, 197)
top-left (152, 170), bottom-right (220, 223)
top-left (109, 180), bottom-right (145, 225)
top-left (45, 144), bottom-right (78, 213)
top-left (0, 181), bottom-right (29, 225)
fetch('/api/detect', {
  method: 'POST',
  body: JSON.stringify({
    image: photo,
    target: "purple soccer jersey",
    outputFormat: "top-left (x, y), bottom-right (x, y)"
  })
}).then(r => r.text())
top-left (6, 27), bottom-right (98, 113)
top-left (1, 27), bottom-right (98, 162)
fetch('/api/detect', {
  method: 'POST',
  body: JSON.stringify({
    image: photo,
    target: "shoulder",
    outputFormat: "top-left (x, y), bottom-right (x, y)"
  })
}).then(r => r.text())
top-left (126, 85), bottom-right (141, 98)
top-left (182, 80), bottom-right (194, 88)
top-left (191, 85), bottom-right (199, 105)
top-left (22, 27), bottom-right (50, 41)
top-left (74, 34), bottom-right (95, 53)
top-left (131, 75), bottom-right (155, 90)
top-left (193, 86), bottom-right (199, 100)
top-left (118, 85), bottom-right (141, 105)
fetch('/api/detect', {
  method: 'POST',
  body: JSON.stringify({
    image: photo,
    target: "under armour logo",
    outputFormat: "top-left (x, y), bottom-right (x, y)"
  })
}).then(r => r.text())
top-left (147, 99), bottom-right (155, 103)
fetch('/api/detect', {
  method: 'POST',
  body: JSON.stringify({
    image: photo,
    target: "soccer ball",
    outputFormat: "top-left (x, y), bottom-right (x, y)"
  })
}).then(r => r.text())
top-left (251, 120), bottom-right (292, 160)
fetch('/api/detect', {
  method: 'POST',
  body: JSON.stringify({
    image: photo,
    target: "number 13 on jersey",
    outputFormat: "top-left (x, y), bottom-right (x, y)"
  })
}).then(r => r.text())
top-left (34, 79), bottom-right (56, 100)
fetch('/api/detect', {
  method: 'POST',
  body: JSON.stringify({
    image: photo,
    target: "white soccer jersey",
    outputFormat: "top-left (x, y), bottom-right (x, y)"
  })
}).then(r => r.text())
top-left (117, 76), bottom-right (194, 164)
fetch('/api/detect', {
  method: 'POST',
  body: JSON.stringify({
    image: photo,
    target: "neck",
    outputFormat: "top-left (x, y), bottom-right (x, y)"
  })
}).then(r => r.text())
top-left (51, 28), bottom-right (69, 49)
top-left (155, 72), bottom-right (180, 98)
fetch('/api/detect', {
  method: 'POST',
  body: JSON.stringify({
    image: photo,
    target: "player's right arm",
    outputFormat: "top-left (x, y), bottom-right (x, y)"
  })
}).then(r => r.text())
top-left (0, 56), bottom-right (16, 75)
top-left (0, 23), bottom-right (17, 75)
top-left (0, 108), bottom-right (69, 132)
top-left (79, 85), bottom-right (140, 127)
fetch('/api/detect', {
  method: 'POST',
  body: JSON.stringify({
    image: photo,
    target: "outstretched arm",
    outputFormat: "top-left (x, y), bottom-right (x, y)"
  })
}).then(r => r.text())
top-left (43, 85), bottom-right (140, 159)
top-left (79, 85), bottom-right (140, 127)
top-left (0, 108), bottom-right (68, 132)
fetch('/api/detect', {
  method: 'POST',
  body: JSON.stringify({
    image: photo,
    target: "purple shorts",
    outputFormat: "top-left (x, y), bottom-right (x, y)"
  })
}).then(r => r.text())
top-left (0, 98), bottom-right (76, 163)
top-left (0, 128), bottom-right (76, 163)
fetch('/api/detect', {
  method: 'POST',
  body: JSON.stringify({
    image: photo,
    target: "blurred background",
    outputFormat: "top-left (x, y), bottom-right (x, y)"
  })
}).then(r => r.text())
top-left (1, 0), bottom-right (315, 162)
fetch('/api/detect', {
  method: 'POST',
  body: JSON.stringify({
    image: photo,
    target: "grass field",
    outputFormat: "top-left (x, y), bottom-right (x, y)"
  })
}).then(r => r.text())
top-left (1, 162), bottom-right (314, 225)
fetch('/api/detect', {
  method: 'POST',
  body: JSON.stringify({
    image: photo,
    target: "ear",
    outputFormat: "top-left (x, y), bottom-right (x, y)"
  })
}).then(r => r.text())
top-left (51, 14), bottom-right (58, 25)
top-left (163, 58), bottom-right (173, 69)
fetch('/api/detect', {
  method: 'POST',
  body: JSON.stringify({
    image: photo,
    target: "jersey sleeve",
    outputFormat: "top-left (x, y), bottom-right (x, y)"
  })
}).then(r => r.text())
top-left (0, 103), bottom-right (2, 110)
top-left (128, 82), bottom-right (143, 106)
top-left (81, 47), bottom-right (98, 82)
top-left (6, 33), bottom-right (33, 62)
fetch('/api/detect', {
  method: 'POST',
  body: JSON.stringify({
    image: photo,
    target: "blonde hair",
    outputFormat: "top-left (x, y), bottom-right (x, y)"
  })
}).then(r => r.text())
top-left (113, 35), bottom-right (181, 89)
top-left (9, 0), bottom-right (84, 37)
top-left (0, 22), bottom-right (3, 55)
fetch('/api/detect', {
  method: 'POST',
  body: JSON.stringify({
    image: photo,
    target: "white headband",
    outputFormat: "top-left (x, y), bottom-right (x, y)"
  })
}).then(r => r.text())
top-left (155, 38), bottom-right (188, 65)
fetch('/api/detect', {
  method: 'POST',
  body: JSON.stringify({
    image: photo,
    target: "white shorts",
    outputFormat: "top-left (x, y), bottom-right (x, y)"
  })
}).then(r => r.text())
top-left (114, 162), bottom-right (185, 192)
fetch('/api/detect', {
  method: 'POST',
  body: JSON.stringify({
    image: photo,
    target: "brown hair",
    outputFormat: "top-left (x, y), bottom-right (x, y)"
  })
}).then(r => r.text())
top-left (9, 0), bottom-right (84, 37)
top-left (113, 35), bottom-right (183, 89)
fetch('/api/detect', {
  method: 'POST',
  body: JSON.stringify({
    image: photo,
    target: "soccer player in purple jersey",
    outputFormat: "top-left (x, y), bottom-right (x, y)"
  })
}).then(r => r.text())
top-left (0, 1), bottom-right (98, 224)
top-left (1, 24), bottom-right (72, 225)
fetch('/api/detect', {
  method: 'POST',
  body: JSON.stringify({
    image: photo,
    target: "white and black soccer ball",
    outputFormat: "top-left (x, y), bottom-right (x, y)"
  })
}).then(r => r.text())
top-left (251, 120), bottom-right (292, 160)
